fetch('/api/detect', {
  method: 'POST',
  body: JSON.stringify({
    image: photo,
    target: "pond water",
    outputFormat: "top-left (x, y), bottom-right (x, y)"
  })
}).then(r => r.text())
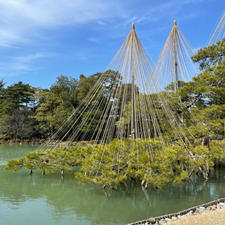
top-left (0, 144), bottom-right (225, 225)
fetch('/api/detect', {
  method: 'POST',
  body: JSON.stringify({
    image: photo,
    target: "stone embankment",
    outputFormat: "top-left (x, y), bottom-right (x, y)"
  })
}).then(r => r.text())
top-left (166, 207), bottom-right (225, 225)
top-left (128, 197), bottom-right (225, 225)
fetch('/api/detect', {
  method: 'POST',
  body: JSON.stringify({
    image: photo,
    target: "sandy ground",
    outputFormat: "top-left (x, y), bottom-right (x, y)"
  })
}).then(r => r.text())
top-left (167, 208), bottom-right (225, 225)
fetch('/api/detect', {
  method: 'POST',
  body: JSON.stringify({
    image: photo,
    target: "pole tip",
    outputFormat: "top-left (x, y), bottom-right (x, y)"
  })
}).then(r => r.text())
top-left (173, 20), bottom-right (177, 26)
top-left (132, 22), bottom-right (135, 30)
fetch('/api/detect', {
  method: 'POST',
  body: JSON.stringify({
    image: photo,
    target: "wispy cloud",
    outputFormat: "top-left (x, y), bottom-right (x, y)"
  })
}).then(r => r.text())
top-left (129, 0), bottom-right (206, 26)
top-left (87, 38), bottom-right (100, 43)
top-left (0, 0), bottom-right (215, 80)
top-left (0, 0), bottom-right (209, 47)
top-left (0, 0), bottom-right (126, 47)
top-left (0, 0), bottom-right (128, 76)
top-left (0, 53), bottom-right (50, 77)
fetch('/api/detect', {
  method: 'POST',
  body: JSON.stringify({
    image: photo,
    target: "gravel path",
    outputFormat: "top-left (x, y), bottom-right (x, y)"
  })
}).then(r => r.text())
top-left (167, 208), bottom-right (225, 225)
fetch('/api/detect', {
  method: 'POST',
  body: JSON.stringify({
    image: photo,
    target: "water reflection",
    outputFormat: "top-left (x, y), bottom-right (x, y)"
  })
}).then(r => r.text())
top-left (0, 145), bottom-right (225, 225)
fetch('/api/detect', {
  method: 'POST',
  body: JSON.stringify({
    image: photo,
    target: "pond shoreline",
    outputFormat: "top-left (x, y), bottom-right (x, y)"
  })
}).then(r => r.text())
top-left (0, 139), bottom-right (45, 145)
top-left (128, 197), bottom-right (225, 225)
top-left (0, 139), bottom-right (97, 146)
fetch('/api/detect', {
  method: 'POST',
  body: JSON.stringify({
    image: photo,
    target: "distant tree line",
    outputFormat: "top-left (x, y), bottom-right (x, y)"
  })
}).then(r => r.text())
top-left (0, 73), bottom-right (102, 141)
top-left (0, 40), bottom-right (225, 142)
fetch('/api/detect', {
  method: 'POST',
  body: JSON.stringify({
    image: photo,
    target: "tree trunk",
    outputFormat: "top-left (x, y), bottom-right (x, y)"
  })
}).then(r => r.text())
top-left (42, 168), bottom-right (46, 176)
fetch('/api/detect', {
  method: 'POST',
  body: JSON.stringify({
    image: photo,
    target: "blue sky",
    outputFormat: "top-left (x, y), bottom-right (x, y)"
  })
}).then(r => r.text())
top-left (0, 0), bottom-right (224, 88)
